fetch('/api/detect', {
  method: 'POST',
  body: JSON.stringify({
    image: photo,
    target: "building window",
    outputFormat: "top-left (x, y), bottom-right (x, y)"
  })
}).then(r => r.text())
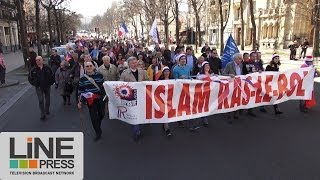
top-left (236, 7), bottom-right (240, 20)
top-left (4, 27), bottom-right (10, 35)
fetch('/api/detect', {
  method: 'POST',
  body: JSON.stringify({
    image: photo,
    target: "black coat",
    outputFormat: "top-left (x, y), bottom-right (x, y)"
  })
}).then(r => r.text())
top-left (29, 51), bottom-right (37, 68)
top-left (208, 56), bottom-right (222, 75)
top-left (28, 65), bottom-right (54, 88)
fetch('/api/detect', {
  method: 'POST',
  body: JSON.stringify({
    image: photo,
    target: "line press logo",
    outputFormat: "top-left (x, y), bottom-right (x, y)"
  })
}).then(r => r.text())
top-left (0, 132), bottom-right (83, 180)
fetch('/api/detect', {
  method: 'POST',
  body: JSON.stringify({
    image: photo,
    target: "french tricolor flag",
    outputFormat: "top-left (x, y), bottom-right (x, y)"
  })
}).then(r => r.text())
top-left (118, 23), bottom-right (129, 37)
top-left (81, 92), bottom-right (99, 106)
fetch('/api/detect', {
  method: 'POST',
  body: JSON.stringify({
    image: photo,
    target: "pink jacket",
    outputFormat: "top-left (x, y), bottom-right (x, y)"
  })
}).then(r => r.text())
top-left (0, 54), bottom-right (5, 68)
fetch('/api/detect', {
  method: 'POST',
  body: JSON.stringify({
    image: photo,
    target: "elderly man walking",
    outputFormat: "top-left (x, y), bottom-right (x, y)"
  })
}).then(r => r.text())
top-left (28, 56), bottom-right (55, 120)
top-left (98, 56), bottom-right (119, 81)
top-left (98, 55), bottom-right (120, 118)
top-left (120, 56), bottom-right (149, 142)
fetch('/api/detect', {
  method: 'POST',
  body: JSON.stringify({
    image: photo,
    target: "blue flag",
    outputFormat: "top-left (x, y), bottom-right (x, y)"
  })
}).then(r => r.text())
top-left (221, 35), bottom-right (240, 68)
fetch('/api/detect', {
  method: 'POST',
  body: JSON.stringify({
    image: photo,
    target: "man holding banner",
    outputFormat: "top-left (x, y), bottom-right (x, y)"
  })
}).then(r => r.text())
top-left (120, 56), bottom-right (149, 142)
top-left (222, 53), bottom-right (244, 120)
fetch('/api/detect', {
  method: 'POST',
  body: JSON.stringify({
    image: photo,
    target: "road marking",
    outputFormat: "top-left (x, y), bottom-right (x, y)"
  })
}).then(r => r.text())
top-left (0, 84), bottom-right (32, 128)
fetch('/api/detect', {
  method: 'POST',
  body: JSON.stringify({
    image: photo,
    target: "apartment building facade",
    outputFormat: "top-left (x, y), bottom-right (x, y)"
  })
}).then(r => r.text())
top-left (188, 0), bottom-right (313, 49)
top-left (0, 0), bottom-right (19, 51)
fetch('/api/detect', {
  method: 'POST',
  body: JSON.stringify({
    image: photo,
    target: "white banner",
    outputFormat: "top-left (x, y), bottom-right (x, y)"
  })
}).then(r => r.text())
top-left (103, 67), bottom-right (315, 125)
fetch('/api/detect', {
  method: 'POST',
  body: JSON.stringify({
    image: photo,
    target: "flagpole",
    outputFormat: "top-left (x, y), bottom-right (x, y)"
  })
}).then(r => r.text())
top-left (156, 28), bottom-right (161, 44)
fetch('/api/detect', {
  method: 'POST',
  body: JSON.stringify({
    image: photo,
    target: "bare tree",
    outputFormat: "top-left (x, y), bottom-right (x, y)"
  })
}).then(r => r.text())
top-left (248, 0), bottom-right (256, 50)
top-left (15, 0), bottom-right (29, 68)
top-left (159, 0), bottom-right (175, 43)
top-left (123, 0), bottom-right (141, 39)
top-left (240, 0), bottom-right (245, 50)
top-left (40, 0), bottom-right (64, 47)
top-left (90, 15), bottom-right (102, 32)
top-left (141, 0), bottom-right (158, 43)
top-left (139, 13), bottom-right (145, 41)
top-left (53, 7), bottom-right (61, 45)
top-left (34, 0), bottom-right (42, 55)
top-left (174, 0), bottom-right (180, 44)
top-left (190, 0), bottom-right (206, 51)
top-left (218, 0), bottom-right (231, 55)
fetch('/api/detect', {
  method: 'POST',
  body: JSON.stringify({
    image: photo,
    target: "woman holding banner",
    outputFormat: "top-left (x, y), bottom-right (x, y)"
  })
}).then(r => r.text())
top-left (158, 66), bottom-right (173, 137)
top-left (265, 54), bottom-right (283, 115)
top-left (299, 56), bottom-right (320, 113)
top-left (196, 61), bottom-right (213, 127)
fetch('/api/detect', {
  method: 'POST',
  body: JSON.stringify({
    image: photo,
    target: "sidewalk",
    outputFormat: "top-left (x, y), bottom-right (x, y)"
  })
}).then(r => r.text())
top-left (0, 66), bottom-right (31, 117)
top-left (3, 51), bottom-right (25, 73)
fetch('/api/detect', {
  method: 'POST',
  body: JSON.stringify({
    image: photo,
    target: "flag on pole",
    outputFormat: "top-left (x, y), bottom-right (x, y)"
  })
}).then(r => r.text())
top-left (118, 23), bottom-right (129, 37)
top-left (149, 19), bottom-right (159, 43)
top-left (221, 35), bottom-right (240, 68)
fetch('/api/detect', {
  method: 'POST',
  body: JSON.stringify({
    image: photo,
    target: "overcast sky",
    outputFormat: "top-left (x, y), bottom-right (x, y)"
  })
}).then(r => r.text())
top-left (69, 0), bottom-right (188, 24)
top-left (69, 0), bottom-right (115, 17)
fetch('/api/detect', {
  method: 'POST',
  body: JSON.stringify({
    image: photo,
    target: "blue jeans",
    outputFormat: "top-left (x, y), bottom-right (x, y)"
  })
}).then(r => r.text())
top-left (132, 125), bottom-right (140, 136)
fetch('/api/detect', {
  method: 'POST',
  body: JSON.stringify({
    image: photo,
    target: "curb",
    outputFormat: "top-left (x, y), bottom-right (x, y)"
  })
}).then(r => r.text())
top-left (0, 84), bottom-right (32, 128)
top-left (15, 72), bottom-right (29, 76)
top-left (0, 80), bottom-right (19, 88)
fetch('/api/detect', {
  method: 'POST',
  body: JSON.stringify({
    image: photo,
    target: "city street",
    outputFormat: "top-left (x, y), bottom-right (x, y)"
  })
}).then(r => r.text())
top-left (0, 67), bottom-right (320, 180)
top-left (2, 0), bottom-right (320, 179)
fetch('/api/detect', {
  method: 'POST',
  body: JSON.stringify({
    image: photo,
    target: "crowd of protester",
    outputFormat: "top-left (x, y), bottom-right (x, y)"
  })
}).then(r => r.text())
top-left (27, 38), bottom-right (319, 142)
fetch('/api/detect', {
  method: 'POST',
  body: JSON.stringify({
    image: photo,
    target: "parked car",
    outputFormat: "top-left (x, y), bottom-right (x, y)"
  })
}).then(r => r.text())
top-left (52, 46), bottom-right (67, 61)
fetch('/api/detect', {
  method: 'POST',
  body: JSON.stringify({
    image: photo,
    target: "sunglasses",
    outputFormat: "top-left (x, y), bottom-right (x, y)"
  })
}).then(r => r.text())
top-left (85, 65), bottom-right (93, 67)
top-left (36, 59), bottom-right (42, 61)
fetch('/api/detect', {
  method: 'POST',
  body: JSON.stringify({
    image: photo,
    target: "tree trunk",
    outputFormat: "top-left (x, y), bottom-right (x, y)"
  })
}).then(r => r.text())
top-left (174, 0), bottom-right (179, 44)
top-left (164, 20), bottom-right (169, 43)
top-left (196, 14), bottom-right (201, 51)
top-left (35, 0), bottom-right (42, 55)
top-left (249, 0), bottom-right (256, 50)
top-left (59, 10), bottom-right (64, 44)
top-left (15, 0), bottom-right (29, 69)
top-left (132, 21), bottom-right (138, 40)
top-left (240, 0), bottom-right (245, 50)
top-left (53, 7), bottom-right (61, 45)
top-left (313, 0), bottom-right (320, 57)
top-left (47, 8), bottom-right (53, 48)
top-left (219, 0), bottom-right (224, 55)
top-left (139, 13), bottom-right (144, 42)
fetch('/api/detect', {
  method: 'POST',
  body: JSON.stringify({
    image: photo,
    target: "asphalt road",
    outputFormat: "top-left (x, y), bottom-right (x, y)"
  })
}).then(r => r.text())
top-left (0, 82), bottom-right (320, 180)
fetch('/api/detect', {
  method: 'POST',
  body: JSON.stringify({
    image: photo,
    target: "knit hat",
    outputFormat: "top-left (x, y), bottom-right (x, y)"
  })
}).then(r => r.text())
top-left (202, 61), bottom-right (209, 67)
top-left (162, 66), bottom-right (170, 72)
top-left (175, 54), bottom-right (186, 62)
top-left (272, 54), bottom-right (279, 59)
top-left (304, 56), bottom-right (313, 62)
